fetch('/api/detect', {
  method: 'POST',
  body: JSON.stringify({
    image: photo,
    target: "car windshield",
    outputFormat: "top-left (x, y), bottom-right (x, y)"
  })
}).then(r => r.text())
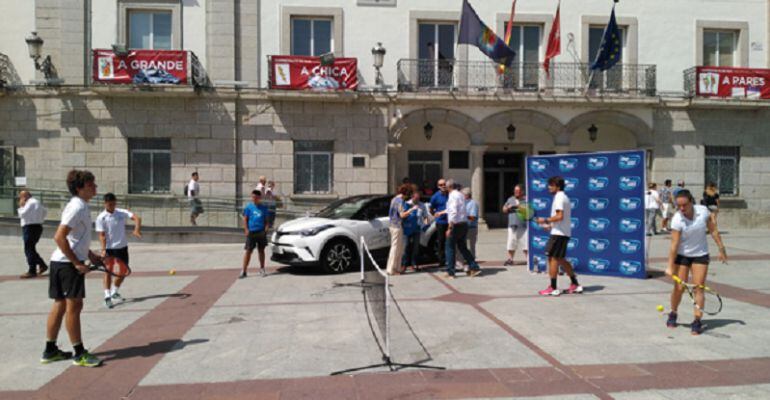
top-left (315, 197), bottom-right (374, 219)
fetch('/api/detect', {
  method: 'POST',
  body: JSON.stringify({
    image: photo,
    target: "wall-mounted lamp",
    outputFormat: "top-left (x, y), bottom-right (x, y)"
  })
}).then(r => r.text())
top-left (371, 42), bottom-right (386, 87)
top-left (25, 31), bottom-right (56, 80)
top-left (506, 124), bottom-right (516, 142)
top-left (588, 124), bottom-right (598, 143)
top-left (423, 122), bottom-right (433, 141)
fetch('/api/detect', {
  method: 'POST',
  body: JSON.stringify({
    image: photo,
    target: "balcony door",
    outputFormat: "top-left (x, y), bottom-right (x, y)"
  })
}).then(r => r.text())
top-left (418, 23), bottom-right (456, 88)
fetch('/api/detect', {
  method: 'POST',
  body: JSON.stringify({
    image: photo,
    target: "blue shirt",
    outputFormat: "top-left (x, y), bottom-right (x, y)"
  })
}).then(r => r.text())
top-left (430, 191), bottom-right (449, 225)
top-left (243, 202), bottom-right (269, 232)
top-left (466, 199), bottom-right (480, 229)
top-left (389, 196), bottom-right (405, 227)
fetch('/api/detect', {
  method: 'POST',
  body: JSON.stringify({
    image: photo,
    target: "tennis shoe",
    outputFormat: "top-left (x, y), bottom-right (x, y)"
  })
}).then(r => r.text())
top-left (260, 268), bottom-right (266, 277)
top-left (72, 351), bottom-right (102, 367)
top-left (666, 312), bottom-right (678, 328)
top-left (239, 272), bottom-right (247, 279)
top-left (567, 284), bottom-right (583, 294)
top-left (467, 269), bottom-right (482, 277)
top-left (538, 287), bottom-right (560, 296)
top-left (691, 319), bottom-right (703, 335)
top-left (111, 292), bottom-right (123, 302)
top-left (40, 348), bottom-right (73, 364)
top-left (104, 297), bottom-right (113, 309)
top-left (503, 259), bottom-right (513, 266)
top-left (443, 273), bottom-right (455, 280)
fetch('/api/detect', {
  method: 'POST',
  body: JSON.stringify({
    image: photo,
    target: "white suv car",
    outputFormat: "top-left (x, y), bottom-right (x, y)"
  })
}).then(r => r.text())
top-left (271, 195), bottom-right (438, 274)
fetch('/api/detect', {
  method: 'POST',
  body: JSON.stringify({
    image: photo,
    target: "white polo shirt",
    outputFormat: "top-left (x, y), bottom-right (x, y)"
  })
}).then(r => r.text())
top-left (95, 208), bottom-right (134, 250)
top-left (51, 197), bottom-right (92, 263)
top-left (671, 204), bottom-right (711, 257)
top-left (188, 179), bottom-right (200, 199)
top-left (446, 190), bottom-right (468, 225)
top-left (18, 197), bottom-right (47, 226)
top-left (550, 191), bottom-right (571, 237)
top-left (645, 189), bottom-right (660, 210)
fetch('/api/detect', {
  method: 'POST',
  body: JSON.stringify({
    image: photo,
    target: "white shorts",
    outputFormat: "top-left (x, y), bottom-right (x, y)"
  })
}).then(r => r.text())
top-left (507, 227), bottom-right (528, 251)
top-left (662, 203), bottom-right (672, 218)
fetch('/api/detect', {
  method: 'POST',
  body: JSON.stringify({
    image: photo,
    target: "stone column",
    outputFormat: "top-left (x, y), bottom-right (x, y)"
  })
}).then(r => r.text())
top-left (387, 142), bottom-right (401, 192)
top-left (470, 144), bottom-right (488, 230)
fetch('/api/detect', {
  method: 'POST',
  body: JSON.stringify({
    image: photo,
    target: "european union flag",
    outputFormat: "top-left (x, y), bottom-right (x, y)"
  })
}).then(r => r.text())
top-left (458, 0), bottom-right (516, 67)
top-left (590, 6), bottom-right (622, 71)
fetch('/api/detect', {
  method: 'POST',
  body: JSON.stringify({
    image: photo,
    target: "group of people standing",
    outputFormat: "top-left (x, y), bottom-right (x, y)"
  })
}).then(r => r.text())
top-left (386, 178), bottom-right (481, 278)
top-left (645, 179), bottom-right (722, 236)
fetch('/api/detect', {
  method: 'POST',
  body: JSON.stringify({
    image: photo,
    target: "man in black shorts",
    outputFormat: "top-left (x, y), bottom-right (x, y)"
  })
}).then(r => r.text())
top-left (95, 193), bottom-right (142, 308)
top-left (536, 176), bottom-right (583, 296)
top-left (241, 190), bottom-right (270, 278)
top-left (43, 170), bottom-right (102, 367)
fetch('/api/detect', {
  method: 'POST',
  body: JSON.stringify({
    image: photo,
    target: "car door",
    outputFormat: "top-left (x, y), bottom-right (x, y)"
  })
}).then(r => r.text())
top-left (355, 197), bottom-right (391, 250)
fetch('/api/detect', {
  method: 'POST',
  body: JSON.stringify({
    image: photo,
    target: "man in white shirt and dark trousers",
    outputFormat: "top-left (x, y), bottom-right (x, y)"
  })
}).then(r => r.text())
top-left (43, 170), bottom-right (103, 367)
top-left (535, 176), bottom-right (583, 296)
top-left (444, 179), bottom-right (481, 279)
top-left (187, 172), bottom-right (203, 225)
top-left (18, 190), bottom-right (48, 278)
top-left (95, 193), bottom-right (142, 309)
top-left (645, 183), bottom-right (662, 236)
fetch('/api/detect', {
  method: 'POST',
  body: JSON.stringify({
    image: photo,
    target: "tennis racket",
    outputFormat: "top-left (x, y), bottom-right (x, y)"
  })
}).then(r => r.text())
top-left (672, 275), bottom-right (722, 315)
top-left (515, 202), bottom-right (536, 221)
top-left (89, 256), bottom-right (132, 278)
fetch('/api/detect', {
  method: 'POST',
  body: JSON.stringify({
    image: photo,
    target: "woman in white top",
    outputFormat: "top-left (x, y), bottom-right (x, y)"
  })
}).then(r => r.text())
top-left (666, 189), bottom-right (727, 335)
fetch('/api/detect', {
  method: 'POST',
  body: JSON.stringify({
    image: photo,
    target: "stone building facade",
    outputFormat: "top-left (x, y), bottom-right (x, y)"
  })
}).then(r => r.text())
top-left (1, 0), bottom-right (769, 228)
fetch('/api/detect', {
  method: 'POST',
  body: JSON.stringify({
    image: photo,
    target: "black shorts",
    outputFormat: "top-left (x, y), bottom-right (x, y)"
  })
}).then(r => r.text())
top-left (106, 247), bottom-right (130, 266)
top-left (49, 261), bottom-right (86, 299)
top-left (674, 254), bottom-right (710, 266)
top-left (245, 230), bottom-right (267, 251)
top-left (544, 235), bottom-right (570, 259)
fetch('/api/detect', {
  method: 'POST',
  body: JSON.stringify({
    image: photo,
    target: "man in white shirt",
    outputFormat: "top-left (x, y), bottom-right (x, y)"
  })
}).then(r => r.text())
top-left (535, 176), bottom-right (583, 296)
top-left (95, 193), bottom-right (142, 309)
top-left (444, 179), bottom-right (481, 279)
top-left (18, 190), bottom-right (48, 278)
top-left (187, 172), bottom-right (203, 225)
top-left (43, 170), bottom-right (103, 367)
top-left (645, 183), bottom-right (663, 236)
top-left (255, 175), bottom-right (267, 193)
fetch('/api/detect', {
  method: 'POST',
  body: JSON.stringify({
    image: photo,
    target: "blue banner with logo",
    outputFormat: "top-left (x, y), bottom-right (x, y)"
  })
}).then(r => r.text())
top-left (526, 150), bottom-right (646, 279)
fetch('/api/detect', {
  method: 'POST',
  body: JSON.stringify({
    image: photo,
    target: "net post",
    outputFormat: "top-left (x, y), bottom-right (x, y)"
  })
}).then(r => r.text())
top-left (360, 236), bottom-right (365, 283)
top-left (384, 271), bottom-right (391, 364)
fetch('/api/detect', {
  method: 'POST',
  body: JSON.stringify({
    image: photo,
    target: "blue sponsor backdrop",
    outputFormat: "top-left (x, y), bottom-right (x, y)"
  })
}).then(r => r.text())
top-left (527, 150), bottom-right (646, 279)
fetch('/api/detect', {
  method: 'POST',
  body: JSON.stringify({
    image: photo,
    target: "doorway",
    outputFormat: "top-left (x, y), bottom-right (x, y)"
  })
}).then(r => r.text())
top-left (483, 152), bottom-right (524, 228)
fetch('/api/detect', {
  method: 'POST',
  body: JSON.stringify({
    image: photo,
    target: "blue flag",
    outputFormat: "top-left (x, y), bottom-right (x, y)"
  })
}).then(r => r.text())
top-left (458, 0), bottom-right (516, 67)
top-left (590, 6), bottom-right (622, 71)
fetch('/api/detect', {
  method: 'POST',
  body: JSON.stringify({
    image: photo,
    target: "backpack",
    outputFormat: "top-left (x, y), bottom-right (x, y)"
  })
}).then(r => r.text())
top-left (184, 184), bottom-right (189, 196)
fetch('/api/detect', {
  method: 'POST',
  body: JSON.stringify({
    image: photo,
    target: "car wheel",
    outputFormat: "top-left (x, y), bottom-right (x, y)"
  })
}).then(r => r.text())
top-left (320, 239), bottom-right (358, 274)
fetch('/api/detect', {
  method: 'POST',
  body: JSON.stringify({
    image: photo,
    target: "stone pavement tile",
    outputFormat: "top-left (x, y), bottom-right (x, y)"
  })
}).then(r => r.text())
top-left (611, 383), bottom-right (770, 400)
top-left (481, 292), bottom-right (770, 365)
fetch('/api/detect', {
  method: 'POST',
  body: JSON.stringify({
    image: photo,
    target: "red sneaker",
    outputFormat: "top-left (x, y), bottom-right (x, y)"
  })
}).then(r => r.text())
top-left (538, 287), bottom-right (561, 296)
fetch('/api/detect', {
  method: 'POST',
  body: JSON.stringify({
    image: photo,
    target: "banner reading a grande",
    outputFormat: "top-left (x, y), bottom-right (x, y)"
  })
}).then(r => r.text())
top-left (526, 150), bottom-right (646, 279)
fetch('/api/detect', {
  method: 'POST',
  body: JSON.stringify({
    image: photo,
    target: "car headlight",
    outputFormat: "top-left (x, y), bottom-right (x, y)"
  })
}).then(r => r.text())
top-left (296, 224), bottom-right (335, 237)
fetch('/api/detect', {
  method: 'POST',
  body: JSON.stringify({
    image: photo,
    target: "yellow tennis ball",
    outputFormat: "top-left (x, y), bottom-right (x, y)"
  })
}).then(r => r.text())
top-left (169, 269), bottom-right (176, 275)
top-left (656, 305), bottom-right (664, 312)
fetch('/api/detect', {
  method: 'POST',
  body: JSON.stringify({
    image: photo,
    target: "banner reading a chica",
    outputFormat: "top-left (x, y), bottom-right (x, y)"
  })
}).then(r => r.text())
top-left (526, 150), bottom-right (647, 279)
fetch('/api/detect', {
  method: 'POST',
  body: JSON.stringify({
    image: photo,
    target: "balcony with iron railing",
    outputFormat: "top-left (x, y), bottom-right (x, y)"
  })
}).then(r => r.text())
top-left (396, 59), bottom-right (657, 97)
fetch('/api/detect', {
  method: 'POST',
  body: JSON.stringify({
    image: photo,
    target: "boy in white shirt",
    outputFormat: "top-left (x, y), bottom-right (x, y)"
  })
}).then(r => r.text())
top-left (535, 176), bottom-right (583, 296)
top-left (43, 170), bottom-right (102, 367)
top-left (187, 172), bottom-right (203, 225)
top-left (95, 193), bottom-right (142, 308)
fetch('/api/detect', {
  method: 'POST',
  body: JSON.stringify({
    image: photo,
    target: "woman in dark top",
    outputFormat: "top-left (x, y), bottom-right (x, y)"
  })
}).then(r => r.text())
top-left (701, 182), bottom-right (720, 224)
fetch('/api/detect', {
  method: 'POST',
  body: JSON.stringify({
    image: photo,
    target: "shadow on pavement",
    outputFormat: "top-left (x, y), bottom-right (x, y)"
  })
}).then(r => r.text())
top-left (95, 338), bottom-right (209, 362)
top-left (120, 293), bottom-right (191, 305)
top-left (703, 318), bottom-right (746, 331)
top-left (581, 285), bottom-right (605, 293)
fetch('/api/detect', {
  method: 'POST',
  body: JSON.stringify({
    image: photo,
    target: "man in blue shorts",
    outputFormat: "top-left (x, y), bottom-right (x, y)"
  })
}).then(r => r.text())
top-left (241, 190), bottom-right (270, 278)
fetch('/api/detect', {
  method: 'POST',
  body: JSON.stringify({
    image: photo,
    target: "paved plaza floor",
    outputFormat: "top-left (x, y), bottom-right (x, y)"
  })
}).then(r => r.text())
top-left (1, 228), bottom-right (770, 399)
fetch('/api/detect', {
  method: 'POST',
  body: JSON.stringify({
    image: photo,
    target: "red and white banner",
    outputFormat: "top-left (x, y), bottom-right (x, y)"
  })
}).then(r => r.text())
top-left (92, 49), bottom-right (189, 84)
top-left (270, 55), bottom-right (358, 91)
top-left (696, 66), bottom-right (770, 99)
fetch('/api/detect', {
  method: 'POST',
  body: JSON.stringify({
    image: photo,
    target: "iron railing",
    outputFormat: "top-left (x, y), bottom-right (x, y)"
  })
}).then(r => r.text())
top-left (397, 59), bottom-right (657, 96)
top-left (0, 187), bottom-right (327, 228)
top-left (683, 67), bottom-right (697, 97)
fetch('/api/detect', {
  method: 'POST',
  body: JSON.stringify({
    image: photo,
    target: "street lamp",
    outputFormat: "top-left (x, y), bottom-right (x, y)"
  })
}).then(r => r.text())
top-left (588, 124), bottom-right (598, 143)
top-left (424, 122), bottom-right (433, 141)
top-left (506, 124), bottom-right (516, 141)
top-left (371, 42), bottom-right (386, 87)
top-left (25, 31), bottom-right (55, 80)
